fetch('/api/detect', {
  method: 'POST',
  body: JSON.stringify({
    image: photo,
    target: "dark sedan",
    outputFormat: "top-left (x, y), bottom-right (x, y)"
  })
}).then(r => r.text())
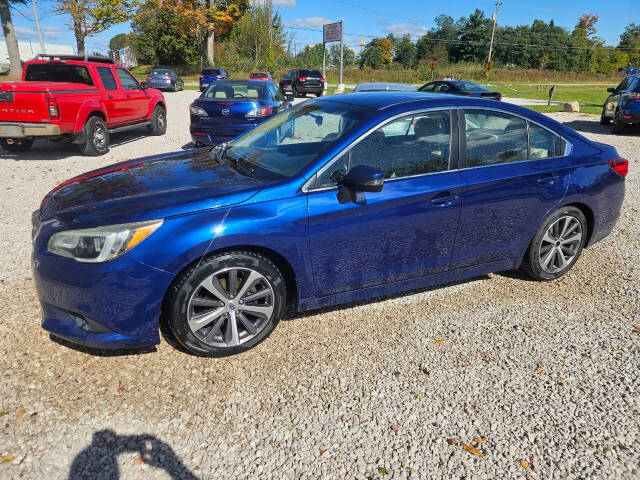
top-left (145, 69), bottom-right (184, 92)
top-left (419, 80), bottom-right (501, 100)
top-left (189, 80), bottom-right (293, 147)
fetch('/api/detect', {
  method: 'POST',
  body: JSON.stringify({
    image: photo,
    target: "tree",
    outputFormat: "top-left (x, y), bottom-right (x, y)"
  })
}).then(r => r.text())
top-left (416, 15), bottom-right (459, 63)
top-left (394, 34), bottom-right (417, 68)
top-left (452, 9), bottom-right (492, 63)
top-left (55, 0), bottom-right (138, 55)
top-left (618, 23), bottom-right (640, 65)
top-left (328, 44), bottom-right (355, 67)
top-left (359, 38), bottom-right (392, 68)
top-left (0, 0), bottom-right (24, 80)
top-left (295, 44), bottom-right (323, 68)
top-left (109, 33), bottom-right (135, 52)
top-left (576, 13), bottom-right (599, 38)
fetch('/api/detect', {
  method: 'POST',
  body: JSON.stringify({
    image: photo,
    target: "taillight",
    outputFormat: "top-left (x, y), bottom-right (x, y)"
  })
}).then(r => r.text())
top-left (47, 95), bottom-right (60, 120)
top-left (200, 75), bottom-right (204, 79)
top-left (246, 106), bottom-right (272, 118)
top-left (189, 104), bottom-right (208, 116)
top-left (320, 77), bottom-right (325, 83)
top-left (298, 76), bottom-right (307, 82)
top-left (628, 92), bottom-right (640, 100)
top-left (498, 94), bottom-right (503, 101)
top-left (609, 158), bottom-right (629, 178)
top-left (146, 76), bottom-right (152, 81)
top-left (216, 74), bottom-right (223, 79)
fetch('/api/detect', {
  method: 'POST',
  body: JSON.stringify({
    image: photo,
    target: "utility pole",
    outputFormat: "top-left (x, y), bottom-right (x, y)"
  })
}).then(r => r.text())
top-left (31, 0), bottom-right (45, 54)
top-left (487, 1), bottom-right (501, 71)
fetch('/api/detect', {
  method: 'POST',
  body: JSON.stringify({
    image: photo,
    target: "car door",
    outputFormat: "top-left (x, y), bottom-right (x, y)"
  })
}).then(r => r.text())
top-left (450, 108), bottom-right (572, 269)
top-left (96, 66), bottom-right (123, 126)
top-left (114, 67), bottom-right (148, 122)
top-left (307, 109), bottom-right (463, 296)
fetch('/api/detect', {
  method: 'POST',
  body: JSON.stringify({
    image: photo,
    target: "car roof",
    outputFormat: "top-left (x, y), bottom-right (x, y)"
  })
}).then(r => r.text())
top-left (355, 82), bottom-right (416, 92)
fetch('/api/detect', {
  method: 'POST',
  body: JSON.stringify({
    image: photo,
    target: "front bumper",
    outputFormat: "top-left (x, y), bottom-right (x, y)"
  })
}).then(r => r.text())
top-left (33, 248), bottom-right (175, 349)
top-left (0, 122), bottom-right (61, 138)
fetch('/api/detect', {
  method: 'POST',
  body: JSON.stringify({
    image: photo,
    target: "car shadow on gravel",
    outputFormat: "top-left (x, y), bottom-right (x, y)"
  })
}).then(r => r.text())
top-left (69, 429), bottom-right (199, 479)
top-left (562, 120), bottom-right (640, 136)
top-left (49, 335), bottom-right (157, 357)
top-left (2, 129), bottom-right (159, 162)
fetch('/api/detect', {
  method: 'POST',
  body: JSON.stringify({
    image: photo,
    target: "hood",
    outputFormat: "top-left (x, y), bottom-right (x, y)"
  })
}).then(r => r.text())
top-left (40, 148), bottom-right (267, 227)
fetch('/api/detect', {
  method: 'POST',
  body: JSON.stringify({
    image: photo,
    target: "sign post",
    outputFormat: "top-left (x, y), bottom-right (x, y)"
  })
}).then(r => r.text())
top-left (323, 21), bottom-right (344, 93)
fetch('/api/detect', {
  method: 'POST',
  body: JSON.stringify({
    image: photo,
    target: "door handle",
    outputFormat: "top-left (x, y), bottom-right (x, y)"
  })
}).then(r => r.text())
top-left (537, 174), bottom-right (560, 185)
top-left (431, 191), bottom-right (453, 205)
top-left (108, 95), bottom-right (113, 99)
top-left (126, 94), bottom-right (131, 98)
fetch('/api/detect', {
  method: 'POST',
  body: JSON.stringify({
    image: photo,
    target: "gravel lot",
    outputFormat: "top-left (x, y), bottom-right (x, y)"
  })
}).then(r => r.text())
top-left (1, 92), bottom-right (638, 479)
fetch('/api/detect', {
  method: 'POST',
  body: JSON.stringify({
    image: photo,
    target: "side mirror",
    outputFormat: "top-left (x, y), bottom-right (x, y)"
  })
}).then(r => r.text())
top-left (285, 94), bottom-right (294, 103)
top-left (607, 87), bottom-right (615, 93)
top-left (342, 165), bottom-right (384, 192)
top-left (140, 81), bottom-right (147, 89)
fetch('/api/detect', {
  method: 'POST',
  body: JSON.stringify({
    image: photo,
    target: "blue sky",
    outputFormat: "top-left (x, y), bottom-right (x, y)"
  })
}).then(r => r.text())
top-left (8, 0), bottom-right (635, 55)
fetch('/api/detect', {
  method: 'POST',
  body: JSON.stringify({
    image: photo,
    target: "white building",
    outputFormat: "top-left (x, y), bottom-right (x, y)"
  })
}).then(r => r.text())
top-left (1, 40), bottom-right (75, 64)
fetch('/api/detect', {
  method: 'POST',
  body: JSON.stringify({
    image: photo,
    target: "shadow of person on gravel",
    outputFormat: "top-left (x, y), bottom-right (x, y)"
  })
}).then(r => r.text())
top-left (68, 429), bottom-right (199, 480)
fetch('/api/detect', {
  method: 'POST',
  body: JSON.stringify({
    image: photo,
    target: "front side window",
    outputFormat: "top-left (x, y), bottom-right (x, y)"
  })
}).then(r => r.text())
top-left (317, 111), bottom-right (452, 188)
top-left (222, 101), bottom-right (374, 180)
top-left (97, 67), bottom-right (117, 90)
top-left (115, 68), bottom-right (140, 90)
top-left (419, 83), bottom-right (436, 92)
top-left (25, 63), bottom-right (93, 86)
top-left (435, 83), bottom-right (450, 92)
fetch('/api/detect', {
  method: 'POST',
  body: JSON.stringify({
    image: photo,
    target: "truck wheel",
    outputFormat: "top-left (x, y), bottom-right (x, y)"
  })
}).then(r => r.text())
top-left (149, 105), bottom-right (167, 136)
top-left (79, 116), bottom-right (109, 156)
top-left (0, 138), bottom-right (33, 153)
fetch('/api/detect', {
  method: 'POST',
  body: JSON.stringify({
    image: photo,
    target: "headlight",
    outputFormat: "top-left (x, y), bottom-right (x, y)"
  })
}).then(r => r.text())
top-left (189, 104), bottom-right (208, 116)
top-left (47, 219), bottom-right (163, 263)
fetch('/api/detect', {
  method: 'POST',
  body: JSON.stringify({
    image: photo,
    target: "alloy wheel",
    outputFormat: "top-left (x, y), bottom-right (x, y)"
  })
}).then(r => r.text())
top-left (538, 215), bottom-right (583, 274)
top-left (187, 267), bottom-right (275, 348)
top-left (93, 125), bottom-right (107, 150)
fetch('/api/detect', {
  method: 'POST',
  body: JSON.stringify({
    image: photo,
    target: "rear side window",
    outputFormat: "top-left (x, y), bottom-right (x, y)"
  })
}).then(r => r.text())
top-left (97, 67), bottom-right (117, 90)
top-left (464, 109), bottom-right (566, 166)
top-left (24, 63), bottom-right (93, 86)
top-left (464, 110), bottom-right (528, 166)
top-left (115, 68), bottom-right (140, 90)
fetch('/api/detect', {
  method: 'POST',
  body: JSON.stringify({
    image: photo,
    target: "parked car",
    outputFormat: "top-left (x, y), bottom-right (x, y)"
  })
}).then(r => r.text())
top-left (279, 68), bottom-right (324, 97)
top-left (600, 74), bottom-right (640, 133)
top-left (199, 68), bottom-right (229, 91)
top-left (32, 92), bottom-right (627, 356)
top-left (419, 79), bottom-right (502, 100)
top-left (0, 54), bottom-right (166, 155)
top-left (354, 82), bottom-right (416, 93)
top-left (145, 68), bottom-right (184, 91)
top-left (249, 72), bottom-right (273, 81)
top-left (189, 80), bottom-right (293, 147)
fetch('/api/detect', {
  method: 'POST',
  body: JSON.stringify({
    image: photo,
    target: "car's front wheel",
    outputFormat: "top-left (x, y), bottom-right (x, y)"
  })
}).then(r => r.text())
top-left (522, 206), bottom-right (587, 281)
top-left (600, 106), bottom-right (611, 125)
top-left (166, 251), bottom-right (286, 356)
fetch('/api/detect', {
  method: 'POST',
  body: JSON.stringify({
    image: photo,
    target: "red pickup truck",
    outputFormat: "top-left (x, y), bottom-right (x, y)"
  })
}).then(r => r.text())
top-left (0, 54), bottom-right (166, 156)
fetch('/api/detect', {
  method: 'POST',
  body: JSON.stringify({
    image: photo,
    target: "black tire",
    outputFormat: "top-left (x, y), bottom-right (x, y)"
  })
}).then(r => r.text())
top-left (0, 138), bottom-right (33, 153)
top-left (521, 206), bottom-right (587, 281)
top-left (600, 107), bottom-right (610, 125)
top-left (78, 116), bottom-right (109, 156)
top-left (149, 104), bottom-right (167, 136)
top-left (292, 85), bottom-right (299, 98)
top-left (166, 251), bottom-right (287, 356)
top-left (316, 90), bottom-right (324, 97)
top-left (611, 109), bottom-right (624, 134)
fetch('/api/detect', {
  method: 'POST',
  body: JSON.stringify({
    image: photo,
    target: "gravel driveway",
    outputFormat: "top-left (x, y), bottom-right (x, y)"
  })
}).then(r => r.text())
top-left (1, 93), bottom-right (638, 480)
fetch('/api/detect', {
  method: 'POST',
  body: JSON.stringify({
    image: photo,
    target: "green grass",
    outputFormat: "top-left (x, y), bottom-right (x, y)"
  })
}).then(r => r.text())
top-left (495, 85), bottom-right (612, 109)
top-left (525, 104), bottom-right (601, 115)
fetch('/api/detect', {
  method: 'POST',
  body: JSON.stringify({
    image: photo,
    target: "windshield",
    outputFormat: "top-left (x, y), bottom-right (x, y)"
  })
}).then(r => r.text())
top-left (250, 72), bottom-right (269, 78)
top-left (453, 81), bottom-right (486, 92)
top-left (220, 101), bottom-right (374, 180)
top-left (204, 83), bottom-right (263, 99)
top-left (202, 69), bottom-right (220, 75)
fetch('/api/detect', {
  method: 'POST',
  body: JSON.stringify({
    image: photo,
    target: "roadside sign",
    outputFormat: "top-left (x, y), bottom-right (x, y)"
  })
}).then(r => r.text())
top-left (323, 22), bottom-right (342, 43)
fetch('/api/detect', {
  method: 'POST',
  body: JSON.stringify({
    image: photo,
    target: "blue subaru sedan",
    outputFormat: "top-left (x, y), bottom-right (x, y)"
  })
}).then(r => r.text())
top-left (190, 80), bottom-right (293, 147)
top-left (32, 92), bottom-right (627, 356)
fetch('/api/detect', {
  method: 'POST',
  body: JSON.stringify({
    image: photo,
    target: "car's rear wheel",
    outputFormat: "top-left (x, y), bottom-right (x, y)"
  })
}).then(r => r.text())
top-left (78, 116), bottom-right (109, 156)
top-left (611, 109), bottom-right (625, 134)
top-left (292, 85), bottom-right (299, 98)
top-left (166, 251), bottom-right (286, 356)
top-left (149, 105), bottom-right (166, 136)
top-left (521, 206), bottom-right (587, 281)
top-left (0, 138), bottom-right (33, 153)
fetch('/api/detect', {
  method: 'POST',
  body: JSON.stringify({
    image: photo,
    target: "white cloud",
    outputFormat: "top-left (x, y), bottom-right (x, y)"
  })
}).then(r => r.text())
top-left (386, 23), bottom-right (429, 37)
top-left (273, 0), bottom-right (295, 6)
top-left (14, 25), bottom-right (61, 39)
top-left (286, 17), bottom-right (333, 28)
